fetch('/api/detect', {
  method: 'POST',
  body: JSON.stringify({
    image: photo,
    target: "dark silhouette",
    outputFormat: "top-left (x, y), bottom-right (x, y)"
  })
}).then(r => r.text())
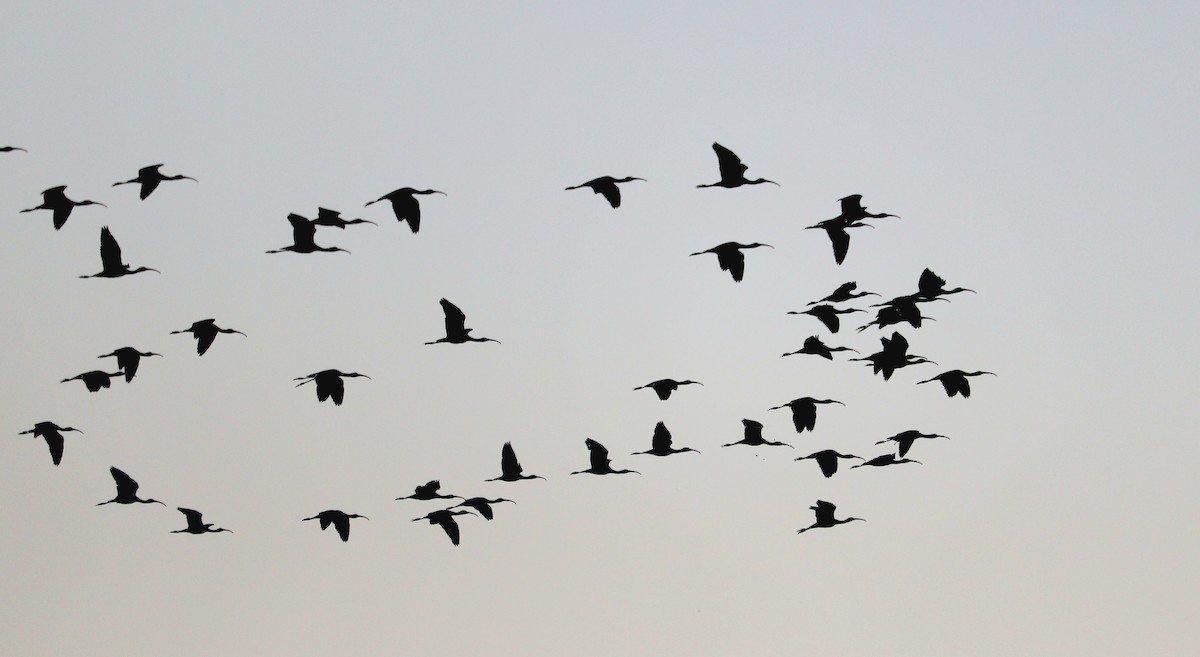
top-left (723, 419), bottom-right (792, 448)
top-left (1, 146), bottom-right (27, 153)
top-left (804, 218), bottom-right (871, 266)
top-left (690, 242), bottom-right (773, 282)
top-left (917, 369), bottom-right (995, 398)
top-left (19, 422), bottom-right (82, 466)
top-left (396, 480), bottom-right (462, 501)
top-left (294, 370), bottom-right (371, 406)
top-left (171, 319), bottom-right (245, 356)
top-left (917, 268), bottom-right (975, 301)
top-left (453, 497), bottom-right (513, 520)
top-left (486, 442), bottom-right (545, 482)
top-left (112, 164), bottom-right (196, 200)
top-left (850, 331), bottom-right (935, 380)
top-left (768, 397), bottom-right (843, 433)
top-left (97, 347), bottom-right (160, 382)
top-left (850, 454), bottom-right (922, 469)
top-left (172, 508), bottom-right (231, 534)
top-left (632, 421), bottom-right (700, 456)
top-left (365, 187), bottom-right (444, 233)
top-left (98, 467), bottom-right (164, 506)
top-left (266, 214), bottom-right (350, 254)
top-left (80, 227), bottom-right (160, 278)
top-left (21, 186), bottom-right (106, 230)
top-left (795, 450), bottom-right (863, 478)
top-left (789, 304), bottom-right (863, 333)
top-left (809, 281), bottom-right (878, 305)
top-left (781, 336), bottom-right (858, 360)
top-left (565, 176), bottom-right (645, 208)
top-left (633, 378), bottom-right (703, 400)
top-left (426, 298), bottom-right (499, 345)
top-left (835, 194), bottom-right (898, 222)
top-left (311, 207), bottom-right (376, 229)
top-left (876, 430), bottom-right (947, 458)
top-left (571, 438), bottom-right (639, 475)
top-left (796, 500), bottom-right (863, 534)
top-left (697, 143), bottom-right (778, 188)
top-left (302, 510), bottom-right (366, 542)
top-left (858, 295), bottom-right (938, 332)
top-left (61, 370), bottom-right (124, 392)
top-left (413, 509), bottom-right (474, 546)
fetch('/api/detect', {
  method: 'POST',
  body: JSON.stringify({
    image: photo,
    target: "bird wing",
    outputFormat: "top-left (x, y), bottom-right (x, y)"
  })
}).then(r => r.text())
top-left (195, 329), bottom-right (216, 356)
top-left (139, 178), bottom-right (161, 200)
top-left (826, 225), bottom-right (850, 265)
top-left (178, 507), bottom-right (205, 528)
top-left (585, 438), bottom-right (611, 470)
top-left (598, 183), bottom-right (621, 208)
top-left (287, 213), bottom-right (317, 247)
top-left (712, 142), bottom-right (747, 181)
top-left (500, 442), bottom-right (523, 477)
top-left (45, 431), bottom-right (64, 466)
top-left (839, 194), bottom-right (865, 216)
top-left (716, 248), bottom-right (746, 282)
top-left (99, 227), bottom-right (123, 270)
top-left (814, 452), bottom-right (837, 478)
top-left (438, 515), bottom-right (461, 545)
top-left (797, 400), bottom-right (817, 432)
top-left (439, 299), bottom-right (467, 335)
top-left (651, 422), bottom-right (673, 452)
top-left (813, 500), bottom-right (836, 523)
top-left (394, 195), bottom-right (421, 232)
top-left (918, 268), bottom-right (945, 296)
top-left (329, 377), bottom-right (345, 405)
top-left (115, 349), bottom-right (139, 381)
top-left (52, 205), bottom-right (72, 230)
top-left (110, 467), bottom-right (139, 497)
top-left (333, 515), bottom-right (351, 541)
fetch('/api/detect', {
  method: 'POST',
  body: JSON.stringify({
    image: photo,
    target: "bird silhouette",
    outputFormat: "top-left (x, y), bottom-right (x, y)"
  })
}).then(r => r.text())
top-left (850, 332), bottom-right (935, 380)
top-left (632, 422), bottom-right (700, 456)
top-left (804, 217), bottom-right (872, 266)
top-left (858, 295), bottom-right (938, 332)
top-left (789, 304), bottom-right (864, 333)
top-left (808, 281), bottom-right (878, 305)
top-left (850, 454), bottom-right (922, 469)
top-left (565, 176), bottom-right (645, 208)
top-left (266, 214), bottom-right (350, 254)
top-left (690, 242), bottom-right (773, 282)
top-left (1, 146), bottom-right (28, 153)
top-left (97, 347), bottom-right (161, 382)
top-left (112, 164), bottom-right (196, 200)
top-left (97, 467), bottom-right (164, 506)
top-left (311, 207), bottom-right (376, 229)
top-left (426, 298), bottom-right (499, 345)
top-left (61, 370), bottom-right (124, 392)
top-left (80, 227), bottom-right (160, 278)
top-left (876, 430), bottom-right (947, 458)
top-left (835, 194), bottom-right (899, 222)
top-left (633, 378), bottom-right (703, 400)
top-left (365, 187), bottom-right (444, 233)
top-left (486, 442), bottom-right (545, 482)
top-left (172, 508), bottom-right (231, 534)
top-left (294, 370), bottom-right (371, 406)
top-left (781, 336), bottom-right (858, 360)
top-left (396, 480), bottom-right (462, 501)
top-left (21, 186), bottom-right (106, 230)
top-left (723, 419), bottom-right (792, 448)
top-left (916, 268), bottom-right (976, 300)
top-left (697, 143), bottom-right (778, 188)
top-left (453, 497), bottom-right (514, 520)
top-left (170, 319), bottom-right (246, 356)
top-left (917, 369), bottom-right (995, 398)
top-left (413, 509), bottom-right (474, 546)
top-left (795, 450), bottom-right (863, 478)
top-left (571, 438), bottom-right (639, 475)
top-left (19, 422), bottom-right (81, 466)
top-left (768, 397), bottom-right (844, 433)
top-left (796, 500), bottom-right (863, 534)
top-left (302, 510), bottom-right (366, 542)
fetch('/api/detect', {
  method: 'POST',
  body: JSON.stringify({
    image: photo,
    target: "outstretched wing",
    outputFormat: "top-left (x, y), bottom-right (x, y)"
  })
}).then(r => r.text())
top-left (500, 442), bottom-right (523, 477)
top-left (110, 467), bottom-right (139, 497)
top-left (177, 507), bottom-right (205, 528)
top-left (839, 194), bottom-right (865, 217)
top-left (712, 142), bottom-right (747, 181)
top-left (99, 227), bottom-right (124, 270)
top-left (44, 432), bottom-right (65, 466)
top-left (585, 438), bottom-right (611, 470)
top-left (439, 299), bottom-right (467, 335)
top-left (287, 213), bottom-right (317, 247)
top-left (825, 225), bottom-right (850, 265)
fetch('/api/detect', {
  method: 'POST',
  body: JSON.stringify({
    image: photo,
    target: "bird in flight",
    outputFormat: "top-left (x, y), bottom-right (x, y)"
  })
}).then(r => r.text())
top-left (834, 194), bottom-right (899, 223)
top-left (808, 281), bottom-right (878, 305)
top-left (396, 480), bottom-right (462, 501)
top-left (172, 508), bottom-right (231, 534)
top-left (98, 467), bottom-right (165, 506)
top-left (916, 268), bottom-right (975, 301)
top-left (858, 295), bottom-right (938, 332)
top-left (875, 430), bottom-right (947, 458)
top-left (794, 450), bottom-right (863, 478)
top-left (917, 369), bottom-right (995, 398)
top-left (690, 242), bottom-right (773, 282)
top-left (294, 370), bottom-right (371, 406)
top-left (633, 378), bottom-right (703, 400)
top-left (789, 304), bottom-right (864, 333)
top-left (723, 419), bottom-right (792, 449)
top-left (850, 454), bottom-right (922, 469)
top-left (80, 227), bottom-right (160, 279)
top-left (632, 421), bottom-right (700, 456)
top-left (851, 332), bottom-right (935, 380)
top-left (365, 187), bottom-right (445, 233)
top-left (21, 186), bottom-right (106, 230)
top-left (19, 422), bottom-right (82, 466)
top-left (1, 146), bottom-right (27, 153)
top-left (565, 176), bottom-right (645, 208)
top-left (170, 319), bottom-right (246, 356)
top-left (697, 143), bottom-right (778, 188)
top-left (486, 442), bottom-right (545, 482)
top-left (796, 500), bottom-right (863, 534)
top-left (302, 510), bottom-right (367, 542)
top-left (781, 336), bottom-right (858, 360)
top-left (266, 214), bottom-right (350, 254)
top-left (413, 509), bottom-right (475, 546)
top-left (61, 370), bottom-right (124, 392)
top-left (452, 497), bottom-right (514, 520)
top-left (805, 217), bottom-right (872, 266)
top-left (768, 397), bottom-right (844, 434)
top-left (310, 207), bottom-right (376, 229)
top-left (97, 347), bottom-right (161, 382)
top-left (571, 438), bottom-right (640, 475)
top-left (112, 164), bottom-right (196, 200)
top-left (426, 298), bottom-right (499, 345)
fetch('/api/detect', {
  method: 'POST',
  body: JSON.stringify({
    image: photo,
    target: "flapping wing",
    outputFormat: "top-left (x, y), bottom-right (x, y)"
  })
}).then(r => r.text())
top-left (500, 442), bottom-right (523, 477)
top-left (716, 248), bottom-right (746, 282)
top-left (439, 299), bottom-right (467, 335)
top-left (99, 227), bottom-right (123, 270)
top-left (651, 422), bottom-right (672, 452)
top-left (712, 142), bottom-right (747, 181)
top-left (110, 467), bottom-right (139, 497)
top-left (585, 438), bottom-right (611, 470)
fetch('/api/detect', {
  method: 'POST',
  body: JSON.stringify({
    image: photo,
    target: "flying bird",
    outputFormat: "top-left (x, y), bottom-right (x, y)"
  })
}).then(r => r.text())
top-left (112, 164), bottom-right (196, 200)
top-left (850, 332), bottom-right (935, 380)
top-left (426, 298), bottom-right (499, 345)
top-left (80, 227), bottom-right (160, 278)
top-left (768, 397), bottom-right (843, 433)
top-left (294, 369), bottom-right (371, 406)
top-left (835, 194), bottom-right (899, 222)
top-left (571, 438), bottom-right (639, 475)
top-left (781, 336), bottom-right (858, 360)
top-left (172, 508), bottom-right (231, 534)
top-left (21, 186), bottom-right (106, 230)
top-left (19, 422), bottom-right (82, 466)
top-left (795, 450), bottom-right (863, 478)
top-left (565, 176), bottom-right (645, 208)
top-left (266, 214), bottom-right (350, 254)
top-left (789, 304), bottom-right (863, 333)
top-left (1, 146), bottom-right (28, 153)
top-left (61, 370), bottom-right (124, 392)
top-left (633, 378), bottom-right (703, 400)
top-left (697, 143), bottom-right (778, 188)
top-left (796, 500), bottom-right (863, 534)
top-left (413, 509), bottom-right (474, 546)
top-left (98, 467), bottom-right (164, 506)
top-left (804, 217), bottom-right (871, 266)
top-left (453, 497), bottom-right (514, 521)
top-left (916, 268), bottom-right (976, 300)
top-left (917, 369), bottom-right (995, 398)
top-left (857, 296), bottom-right (938, 332)
top-left (690, 242), bottom-right (773, 282)
top-left (170, 319), bottom-right (246, 356)
top-left (632, 422), bottom-right (700, 456)
top-left (850, 454), bottom-right (922, 469)
top-left (365, 187), bottom-right (444, 233)
top-left (808, 281), bottom-right (878, 305)
top-left (876, 430), bottom-right (947, 458)
top-left (311, 207), bottom-right (376, 228)
top-left (486, 442), bottom-right (545, 482)
top-left (723, 419), bottom-right (792, 448)
top-left (302, 510), bottom-right (366, 542)
top-left (396, 480), bottom-right (462, 501)
top-left (97, 347), bottom-right (161, 382)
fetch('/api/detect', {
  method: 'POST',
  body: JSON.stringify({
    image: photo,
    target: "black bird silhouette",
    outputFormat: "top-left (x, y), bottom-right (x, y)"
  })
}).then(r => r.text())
top-left (723, 419), bottom-right (792, 448)
top-left (781, 336), bottom-right (858, 360)
top-left (809, 281), bottom-right (878, 305)
top-left (1, 146), bottom-right (28, 153)
top-left (789, 304), bottom-right (864, 333)
top-left (796, 500), bottom-right (863, 534)
top-left (876, 430), bottom-right (947, 458)
top-left (571, 438), bottom-right (639, 475)
top-left (486, 442), bottom-right (545, 482)
top-left (690, 242), bottom-right (773, 282)
top-left (917, 369), bottom-right (995, 398)
top-left (916, 268), bottom-right (976, 300)
top-left (112, 164), bottom-right (196, 200)
top-left (835, 194), bottom-right (899, 222)
top-left (311, 207), bottom-right (376, 229)
top-left (61, 370), bottom-right (124, 392)
top-left (633, 378), bottom-right (703, 400)
top-left (97, 347), bottom-right (161, 382)
top-left (172, 508), bottom-right (231, 534)
top-left (565, 176), bottom-right (645, 208)
top-left (453, 497), bottom-right (513, 520)
top-left (98, 467), bottom-right (164, 506)
top-left (697, 143), bottom-right (778, 188)
top-left (302, 510), bottom-right (367, 542)
top-left (266, 214), bottom-right (350, 254)
top-left (171, 319), bottom-right (246, 356)
top-left (80, 227), bottom-right (160, 279)
top-left (413, 509), bottom-right (474, 546)
top-left (851, 332), bottom-right (935, 380)
top-left (426, 298), bottom-right (499, 345)
top-left (365, 187), bottom-right (444, 233)
top-left (795, 450), bottom-right (863, 478)
top-left (850, 454), bottom-right (922, 469)
top-left (21, 186), bottom-right (106, 230)
top-left (19, 422), bottom-right (82, 466)
top-left (294, 370), bottom-right (371, 406)
top-left (805, 217), bottom-right (872, 266)
top-left (396, 480), bottom-right (462, 501)
top-left (632, 422), bottom-right (700, 456)
top-left (768, 397), bottom-right (844, 433)
top-left (858, 295), bottom-right (938, 332)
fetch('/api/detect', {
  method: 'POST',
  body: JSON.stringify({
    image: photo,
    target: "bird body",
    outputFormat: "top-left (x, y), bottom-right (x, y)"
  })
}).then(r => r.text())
top-left (171, 319), bottom-right (245, 356)
top-left (426, 298), bottom-right (499, 345)
top-left (690, 242), bottom-right (773, 282)
top-left (61, 370), bottom-right (124, 392)
top-left (487, 442), bottom-right (544, 482)
top-left (302, 510), bottom-right (366, 542)
top-left (917, 370), bottom-right (995, 398)
top-left (98, 467), bottom-right (164, 506)
top-left (565, 176), bottom-right (644, 208)
top-left (632, 422), bottom-right (700, 456)
top-left (795, 450), bottom-right (863, 478)
top-left (698, 143), bottom-right (777, 188)
top-left (723, 419), bottom-right (792, 448)
top-left (80, 227), bottom-right (159, 278)
top-left (266, 214), bottom-right (349, 254)
top-left (572, 438), bottom-right (639, 475)
top-left (21, 186), bottom-right (106, 230)
top-left (365, 187), bottom-right (444, 233)
top-left (796, 500), bottom-right (863, 533)
top-left (19, 422), bottom-right (81, 466)
top-left (97, 347), bottom-right (160, 382)
top-left (294, 369), bottom-right (370, 406)
top-left (113, 164), bottom-right (196, 200)
top-left (172, 508), bottom-right (230, 534)
top-left (633, 378), bottom-right (702, 400)
top-left (768, 397), bottom-right (843, 433)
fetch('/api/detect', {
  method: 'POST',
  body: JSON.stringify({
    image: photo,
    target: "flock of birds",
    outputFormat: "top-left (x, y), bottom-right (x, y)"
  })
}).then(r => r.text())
top-left (6, 141), bottom-right (991, 545)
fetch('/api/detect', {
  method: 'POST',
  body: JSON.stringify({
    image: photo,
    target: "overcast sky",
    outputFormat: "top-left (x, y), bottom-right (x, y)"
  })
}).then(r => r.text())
top-left (2, 3), bottom-right (1198, 656)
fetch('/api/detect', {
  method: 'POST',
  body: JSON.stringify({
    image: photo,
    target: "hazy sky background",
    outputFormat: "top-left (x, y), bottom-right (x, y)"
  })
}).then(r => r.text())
top-left (3, 2), bottom-right (1197, 656)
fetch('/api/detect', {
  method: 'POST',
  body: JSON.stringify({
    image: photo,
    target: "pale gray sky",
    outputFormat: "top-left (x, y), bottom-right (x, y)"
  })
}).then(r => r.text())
top-left (2, 2), bottom-right (1198, 656)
